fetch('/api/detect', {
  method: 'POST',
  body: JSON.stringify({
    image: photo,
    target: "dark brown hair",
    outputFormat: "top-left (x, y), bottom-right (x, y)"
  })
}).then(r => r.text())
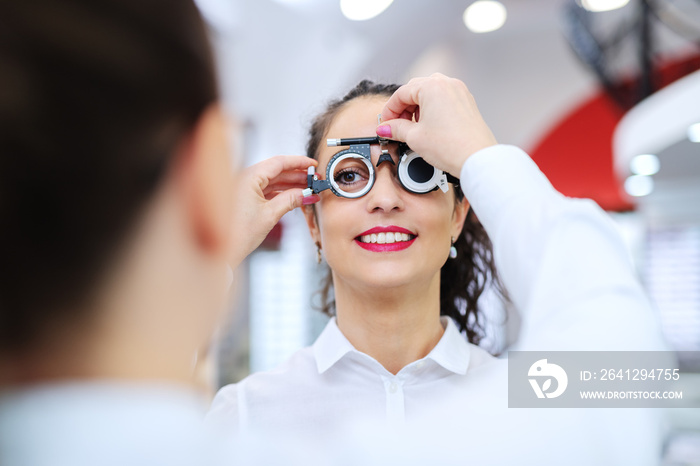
top-left (306, 80), bottom-right (505, 345)
top-left (0, 0), bottom-right (217, 353)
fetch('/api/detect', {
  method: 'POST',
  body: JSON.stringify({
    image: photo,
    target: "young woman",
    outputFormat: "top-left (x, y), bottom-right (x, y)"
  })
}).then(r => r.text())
top-left (209, 75), bottom-right (668, 463)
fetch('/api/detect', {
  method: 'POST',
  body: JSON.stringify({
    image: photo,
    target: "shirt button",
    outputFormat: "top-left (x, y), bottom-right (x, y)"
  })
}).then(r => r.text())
top-left (416, 361), bottom-right (426, 370)
top-left (388, 382), bottom-right (398, 394)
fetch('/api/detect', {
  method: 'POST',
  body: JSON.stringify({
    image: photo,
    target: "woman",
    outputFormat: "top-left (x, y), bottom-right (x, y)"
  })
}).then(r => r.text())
top-left (306, 80), bottom-right (502, 352)
top-left (209, 75), bottom-right (667, 463)
top-left (0, 1), bottom-right (316, 464)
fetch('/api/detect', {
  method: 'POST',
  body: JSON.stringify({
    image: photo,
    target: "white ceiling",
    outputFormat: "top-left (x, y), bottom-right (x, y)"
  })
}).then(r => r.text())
top-left (206, 0), bottom-right (598, 157)
top-left (200, 0), bottom-right (700, 221)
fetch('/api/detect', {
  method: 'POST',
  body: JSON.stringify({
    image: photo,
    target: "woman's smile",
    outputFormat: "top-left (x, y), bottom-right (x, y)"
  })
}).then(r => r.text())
top-left (354, 225), bottom-right (417, 252)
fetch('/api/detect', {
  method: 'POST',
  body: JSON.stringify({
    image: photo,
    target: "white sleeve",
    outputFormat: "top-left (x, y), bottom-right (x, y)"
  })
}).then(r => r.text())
top-left (459, 145), bottom-right (667, 351)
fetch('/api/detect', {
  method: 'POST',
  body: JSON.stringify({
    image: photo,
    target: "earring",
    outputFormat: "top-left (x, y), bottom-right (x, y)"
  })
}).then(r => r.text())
top-left (316, 242), bottom-right (322, 264)
top-left (449, 237), bottom-right (457, 259)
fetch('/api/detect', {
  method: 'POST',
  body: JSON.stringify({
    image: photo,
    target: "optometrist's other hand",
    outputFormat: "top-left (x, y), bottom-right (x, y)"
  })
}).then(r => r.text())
top-left (229, 155), bottom-right (319, 267)
top-left (377, 73), bottom-right (498, 177)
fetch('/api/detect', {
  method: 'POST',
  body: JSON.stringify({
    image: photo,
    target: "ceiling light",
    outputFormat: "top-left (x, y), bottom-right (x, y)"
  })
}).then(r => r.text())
top-left (629, 154), bottom-right (660, 176)
top-left (340, 0), bottom-right (393, 21)
top-left (688, 123), bottom-right (700, 143)
top-left (579, 0), bottom-right (630, 12)
top-left (624, 175), bottom-right (654, 197)
top-left (463, 1), bottom-right (507, 33)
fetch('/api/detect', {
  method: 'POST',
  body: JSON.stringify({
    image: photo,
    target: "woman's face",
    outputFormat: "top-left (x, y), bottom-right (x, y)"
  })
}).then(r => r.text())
top-left (304, 96), bottom-right (469, 292)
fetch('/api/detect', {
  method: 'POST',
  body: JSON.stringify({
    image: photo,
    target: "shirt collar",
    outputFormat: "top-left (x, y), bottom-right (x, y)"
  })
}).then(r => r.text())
top-left (313, 316), bottom-right (471, 376)
top-left (426, 316), bottom-right (471, 375)
top-left (313, 317), bottom-right (355, 374)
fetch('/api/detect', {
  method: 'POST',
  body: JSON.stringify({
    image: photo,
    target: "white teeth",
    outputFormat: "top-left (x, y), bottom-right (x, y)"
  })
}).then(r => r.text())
top-left (358, 232), bottom-right (415, 244)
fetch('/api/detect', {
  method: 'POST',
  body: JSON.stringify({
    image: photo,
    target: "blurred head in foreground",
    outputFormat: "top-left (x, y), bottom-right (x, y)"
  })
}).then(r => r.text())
top-left (0, 0), bottom-right (235, 386)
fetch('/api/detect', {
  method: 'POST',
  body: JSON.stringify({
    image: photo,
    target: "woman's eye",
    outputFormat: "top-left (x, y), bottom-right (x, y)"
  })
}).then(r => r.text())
top-left (335, 169), bottom-right (365, 185)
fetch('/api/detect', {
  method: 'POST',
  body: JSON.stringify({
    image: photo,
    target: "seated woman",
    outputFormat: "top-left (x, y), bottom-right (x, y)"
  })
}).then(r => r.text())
top-left (208, 75), bottom-right (668, 463)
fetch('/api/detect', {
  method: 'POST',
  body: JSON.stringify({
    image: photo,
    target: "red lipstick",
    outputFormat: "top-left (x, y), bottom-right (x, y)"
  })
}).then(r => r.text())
top-left (354, 225), bottom-right (416, 252)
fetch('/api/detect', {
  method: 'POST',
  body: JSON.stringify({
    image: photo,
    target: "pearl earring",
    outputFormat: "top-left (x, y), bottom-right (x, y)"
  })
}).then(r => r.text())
top-left (449, 237), bottom-right (457, 259)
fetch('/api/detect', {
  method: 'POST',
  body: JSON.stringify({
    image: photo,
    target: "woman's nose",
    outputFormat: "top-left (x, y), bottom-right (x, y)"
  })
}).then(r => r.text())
top-left (365, 165), bottom-right (405, 213)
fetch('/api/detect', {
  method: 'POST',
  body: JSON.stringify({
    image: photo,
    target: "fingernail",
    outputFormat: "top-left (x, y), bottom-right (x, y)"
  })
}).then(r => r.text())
top-left (376, 125), bottom-right (392, 138)
top-left (302, 194), bottom-right (320, 205)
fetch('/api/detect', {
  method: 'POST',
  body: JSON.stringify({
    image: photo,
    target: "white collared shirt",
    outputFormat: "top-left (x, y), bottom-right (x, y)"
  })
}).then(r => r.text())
top-left (208, 145), bottom-right (668, 464)
top-left (209, 315), bottom-right (496, 435)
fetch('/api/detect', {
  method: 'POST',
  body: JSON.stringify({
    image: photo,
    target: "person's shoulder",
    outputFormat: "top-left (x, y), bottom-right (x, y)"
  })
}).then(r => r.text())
top-left (207, 346), bottom-right (318, 426)
top-left (246, 345), bottom-right (318, 386)
top-left (214, 345), bottom-right (318, 400)
top-left (467, 342), bottom-right (497, 366)
top-left (465, 342), bottom-right (506, 380)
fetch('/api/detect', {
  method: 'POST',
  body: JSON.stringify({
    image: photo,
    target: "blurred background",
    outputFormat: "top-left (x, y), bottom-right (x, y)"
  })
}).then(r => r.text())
top-left (194, 0), bottom-right (699, 462)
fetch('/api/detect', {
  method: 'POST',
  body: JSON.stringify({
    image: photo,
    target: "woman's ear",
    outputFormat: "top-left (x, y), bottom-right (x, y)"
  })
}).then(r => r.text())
top-left (303, 205), bottom-right (321, 245)
top-left (451, 196), bottom-right (470, 240)
top-left (175, 103), bottom-right (233, 256)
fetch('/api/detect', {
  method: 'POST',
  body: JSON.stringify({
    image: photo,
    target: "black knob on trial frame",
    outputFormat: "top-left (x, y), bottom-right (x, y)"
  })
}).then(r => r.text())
top-left (376, 152), bottom-right (395, 167)
top-left (376, 134), bottom-right (395, 167)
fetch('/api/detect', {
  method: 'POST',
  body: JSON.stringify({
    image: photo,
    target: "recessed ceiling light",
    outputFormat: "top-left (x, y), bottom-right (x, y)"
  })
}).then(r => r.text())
top-left (578, 0), bottom-right (630, 12)
top-left (463, 1), bottom-right (507, 34)
top-left (340, 0), bottom-right (393, 21)
top-left (624, 175), bottom-right (654, 197)
top-left (630, 154), bottom-right (660, 176)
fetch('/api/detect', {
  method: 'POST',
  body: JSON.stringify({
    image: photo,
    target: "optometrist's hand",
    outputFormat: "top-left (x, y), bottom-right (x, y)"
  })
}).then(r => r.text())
top-left (229, 155), bottom-right (319, 267)
top-left (377, 73), bottom-right (498, 177)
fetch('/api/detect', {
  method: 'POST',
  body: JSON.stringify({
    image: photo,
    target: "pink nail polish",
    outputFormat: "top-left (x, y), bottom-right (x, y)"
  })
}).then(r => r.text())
top-left (302, 194), bottom-right (320, 205)
top-left (376, 125), bottom-right (391, 138)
